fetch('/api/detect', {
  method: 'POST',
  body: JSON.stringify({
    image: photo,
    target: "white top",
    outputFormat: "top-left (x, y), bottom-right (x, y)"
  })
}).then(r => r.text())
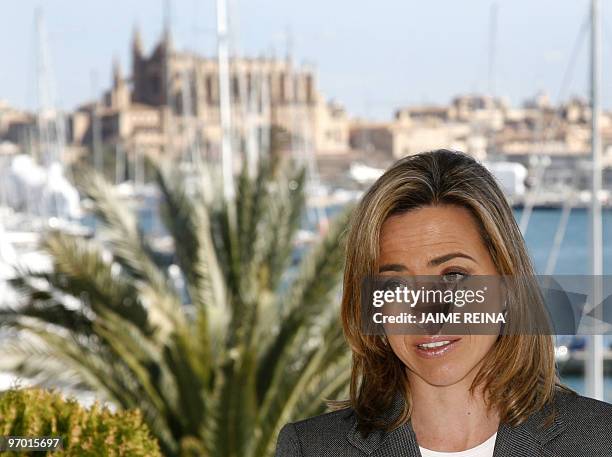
top-left (419, 433), bottom-right (497, 457)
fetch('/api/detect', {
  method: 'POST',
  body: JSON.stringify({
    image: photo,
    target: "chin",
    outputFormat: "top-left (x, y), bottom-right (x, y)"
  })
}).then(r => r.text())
top-left (409, 361), bottom-right (476, 387)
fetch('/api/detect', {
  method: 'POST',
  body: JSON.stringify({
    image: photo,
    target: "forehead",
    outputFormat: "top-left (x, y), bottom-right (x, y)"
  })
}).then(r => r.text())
top-left (379, 204), bottom-right (484, 256)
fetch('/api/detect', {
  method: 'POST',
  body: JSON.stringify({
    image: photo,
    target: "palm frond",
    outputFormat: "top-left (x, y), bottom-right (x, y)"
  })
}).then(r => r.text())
top-left (255, 204), bottom-right (353, 402)
top-left (2, 156), bottom-right (354, 457)
top-left (253, 314), bottom-right (349, 457)
top-left (77, 169), bottom-right (174, 302)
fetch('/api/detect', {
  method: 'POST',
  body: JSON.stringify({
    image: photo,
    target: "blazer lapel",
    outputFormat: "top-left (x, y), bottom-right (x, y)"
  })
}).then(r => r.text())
top-left (349, 419), bottom-right (553, 457)
top-left (346, 390), bottom-right (567, 457)
top-left (347, 419), bottom-right (421, 457)
top-left (346, 390), bottom-right (421, 456)
top-left (374, 423), bottom-right (421, 457)
top-left (493, 422), bottom-right (544, 457)
top-left (493, 399), bottom-right (567, 457)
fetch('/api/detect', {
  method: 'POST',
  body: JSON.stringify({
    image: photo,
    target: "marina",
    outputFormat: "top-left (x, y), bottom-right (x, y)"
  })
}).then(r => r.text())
top-left (1, 2), bottom-right (612, 454)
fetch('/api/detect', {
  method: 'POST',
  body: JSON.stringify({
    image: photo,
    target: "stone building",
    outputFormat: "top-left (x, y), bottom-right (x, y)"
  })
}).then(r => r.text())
top-left (349, 95), bottom-right (498, 160)
top-left (68, 27), bottom-right (350, 160)
top-left (0, 100), bottom-right (34, 151)
top-left (349, 93), bottom-right (612, 168)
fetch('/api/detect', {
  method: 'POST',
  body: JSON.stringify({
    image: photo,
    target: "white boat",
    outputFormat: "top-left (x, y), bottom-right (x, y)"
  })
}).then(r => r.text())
top-left (349, 162), bottom-right (385, 184)
top-left (483, 160), bottom-right (527, 198)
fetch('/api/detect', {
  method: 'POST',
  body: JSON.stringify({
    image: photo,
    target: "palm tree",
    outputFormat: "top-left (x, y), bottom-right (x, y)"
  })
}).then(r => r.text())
top-left (0, 152), bottom-right (352, 457)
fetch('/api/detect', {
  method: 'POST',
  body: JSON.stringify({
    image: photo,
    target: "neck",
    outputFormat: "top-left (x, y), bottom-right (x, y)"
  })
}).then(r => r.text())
top-left (408, 371), bottom-right (500, 452)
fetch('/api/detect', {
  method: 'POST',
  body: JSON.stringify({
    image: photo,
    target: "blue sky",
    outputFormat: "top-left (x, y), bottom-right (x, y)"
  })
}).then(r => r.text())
top-left (2, 0), bottom-right (612, 119)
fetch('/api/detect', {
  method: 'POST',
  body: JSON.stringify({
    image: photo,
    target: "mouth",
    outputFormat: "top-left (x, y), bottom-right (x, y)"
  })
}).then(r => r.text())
top-left (414, 337), bottom-right (461, 358)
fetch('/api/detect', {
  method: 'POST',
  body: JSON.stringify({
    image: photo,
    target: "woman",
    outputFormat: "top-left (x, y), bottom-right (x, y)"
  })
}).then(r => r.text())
top-left (275, 150), bottom-right (612, 457)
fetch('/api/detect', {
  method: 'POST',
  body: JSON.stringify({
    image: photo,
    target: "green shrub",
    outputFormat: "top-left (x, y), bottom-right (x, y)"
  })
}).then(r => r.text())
top-left (0, 388), bottom-right (161, 457)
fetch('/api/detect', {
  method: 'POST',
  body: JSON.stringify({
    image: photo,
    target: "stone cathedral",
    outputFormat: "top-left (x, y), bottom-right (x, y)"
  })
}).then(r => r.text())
top-left (68, 27), bottom-right (349, 160)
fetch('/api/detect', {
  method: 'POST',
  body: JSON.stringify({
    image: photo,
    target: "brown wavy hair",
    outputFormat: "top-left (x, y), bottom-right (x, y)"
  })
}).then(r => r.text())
top-left (339, 149), bottom-right (562, 436)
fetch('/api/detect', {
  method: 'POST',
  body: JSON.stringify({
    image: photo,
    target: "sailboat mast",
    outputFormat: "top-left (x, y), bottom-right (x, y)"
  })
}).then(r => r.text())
top-left (586, 0), bottom-right (604, 400)
top-left (216, 0), bottom-right (235, 202)
top-left (35, 8), bottom-right (50, 166)
top-left (91, 70), bottom-right (103, 173)
top-left (487, 2), bottom-right (498, 98)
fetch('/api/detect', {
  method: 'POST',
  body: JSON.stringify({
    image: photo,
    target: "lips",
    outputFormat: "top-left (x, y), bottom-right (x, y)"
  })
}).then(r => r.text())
top-left (413, 336), bottom-right (461, 358)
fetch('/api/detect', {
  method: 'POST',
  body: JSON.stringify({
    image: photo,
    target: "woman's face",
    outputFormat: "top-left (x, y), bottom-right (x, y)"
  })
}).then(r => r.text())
top-left (379, 204), bottom-right (499, 387)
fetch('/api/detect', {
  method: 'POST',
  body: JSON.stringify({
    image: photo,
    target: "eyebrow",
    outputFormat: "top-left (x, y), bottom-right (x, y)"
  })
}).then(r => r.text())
top-left (378, 263), bottom-right (407, 273)
top-left (378, 252), bottom-right (476, 272)
top-left (427, 252), bottom-right (477, 267)
top-left (428, 252), bottom-right (476, 266)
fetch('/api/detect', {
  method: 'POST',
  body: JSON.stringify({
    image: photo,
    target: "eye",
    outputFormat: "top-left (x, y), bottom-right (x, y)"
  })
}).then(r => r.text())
top-left (383, 278), bottom-right (409, 291)
top-left (440, 271), bottom-right (468, 285)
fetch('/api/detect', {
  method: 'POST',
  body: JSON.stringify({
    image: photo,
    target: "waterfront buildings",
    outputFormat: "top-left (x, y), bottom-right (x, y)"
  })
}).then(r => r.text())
top-left (1, 30), bottom-right (612, 174)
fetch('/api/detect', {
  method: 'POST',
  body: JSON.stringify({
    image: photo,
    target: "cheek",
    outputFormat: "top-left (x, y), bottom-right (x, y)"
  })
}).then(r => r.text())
top-left (387, 335), bottom-right (411, 362)
top-left (467, 335), bottom-right (498, 358)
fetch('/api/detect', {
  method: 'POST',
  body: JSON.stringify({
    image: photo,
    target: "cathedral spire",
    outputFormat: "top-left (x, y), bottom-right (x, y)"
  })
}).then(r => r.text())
top-left (132, 23), bottom-right (143, 57)
top-left (161, 27), bottom-right (173, 53)
top-left (161, 0), bottom-right (173, 53)
top-left (112, 56), bottom-right (123, 88)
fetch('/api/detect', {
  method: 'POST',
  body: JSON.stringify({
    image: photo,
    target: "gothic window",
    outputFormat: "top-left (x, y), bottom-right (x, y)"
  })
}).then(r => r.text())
top-left (232, 76), bottom-right (240, 101)
top-left (280, 73), bottom-right (286, 102)
top-left (305, 75), bottom-right (313, 103)
top-left (206, 75), bottom-right (213, 104)
top-left (150, 76), bottom-right (160, 97)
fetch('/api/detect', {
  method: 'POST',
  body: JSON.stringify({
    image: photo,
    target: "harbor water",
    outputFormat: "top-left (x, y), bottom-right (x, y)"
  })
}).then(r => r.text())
top-left (517, 207), bottom-right (612, 402)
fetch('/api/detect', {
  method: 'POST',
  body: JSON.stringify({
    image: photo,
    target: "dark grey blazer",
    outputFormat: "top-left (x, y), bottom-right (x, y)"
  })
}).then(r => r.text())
top-left (275, 390), bottom-right (612, 456)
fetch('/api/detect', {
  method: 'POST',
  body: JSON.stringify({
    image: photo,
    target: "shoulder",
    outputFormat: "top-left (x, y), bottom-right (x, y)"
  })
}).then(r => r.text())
top-left (542, 389), bottom-right (612, 455)
top-left (275, 407), bottom-right (357, 457)
top-left (553, 388), bottom-right (612, 422)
